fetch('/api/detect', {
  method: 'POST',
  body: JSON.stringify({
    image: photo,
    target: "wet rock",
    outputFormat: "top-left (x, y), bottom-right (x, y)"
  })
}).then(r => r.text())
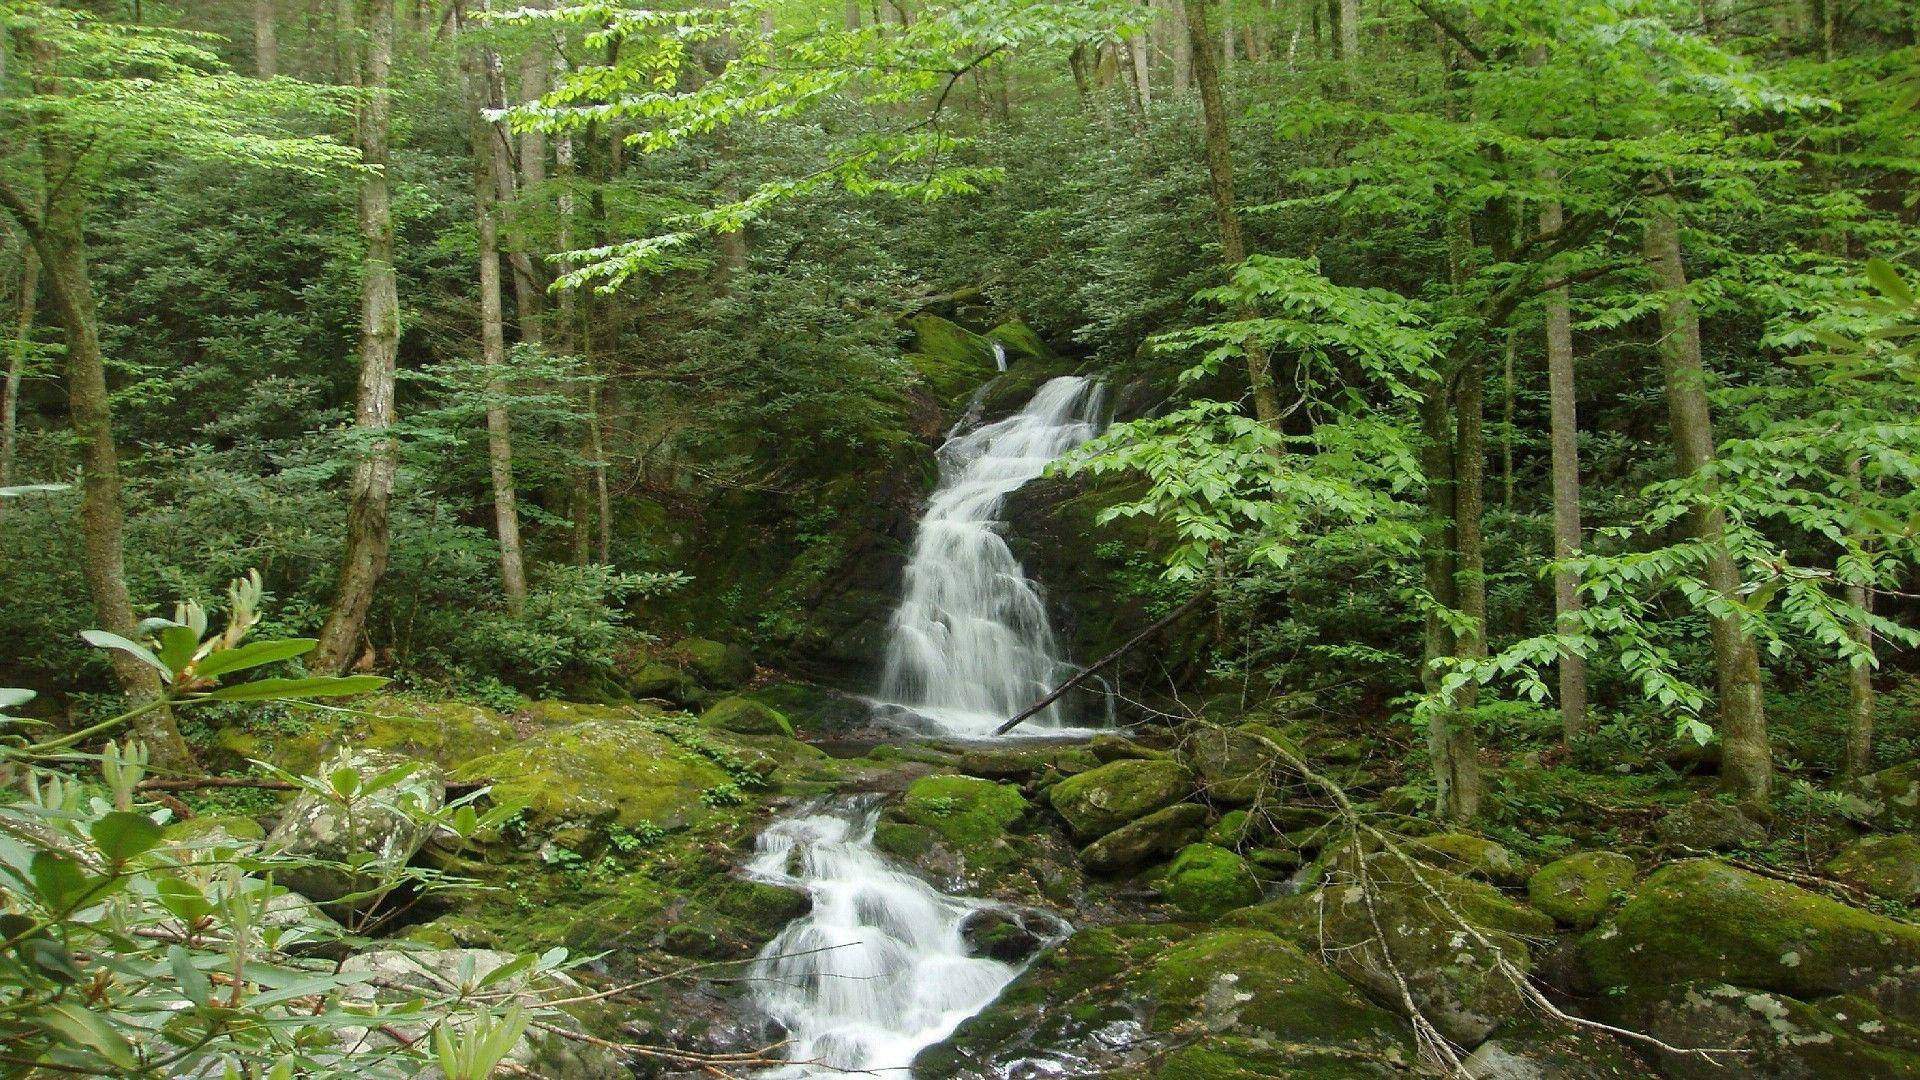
top-left (895, 775), bottom-right (1029, 871)
top-left (1653, 800), bottom-right (1766, 851)
top-left (1844, 761), bottom-right (1920, 832)
top-left (675, 637), bottom-right (754, 690)
top-left (1161, 843), bottom-right (1263, 918)
top-left (960, 909), bottom-right (1042, 962)
top-left (1460, 1017), bottom-right (1651, 1078)
top-left (1088, 733), bottom-right (1164, 763)
top-left (1529, 851), bottom-right (1636, 929)
top-left (1579, 859), bottom-right (1920, 1005)
top-left (1826, 834), bottom-right (1920, 903)
top-left (1182, 722), bottom-right (1300, 806)
top-left (958, 744), bottom-right (1099, 782)
top-left (1603, 980), bottom-right (1920, 1079)
top-left (265, 748), bottom-right (445, 906)
top-left (698, 696), bottom-right (793, 737)
top-left (1410, 832), bottom-right (1534, 888)
top-left (1079, 803), bottom-right (1209, 875)
top-left (1047, 758), bottom-right (1194, 840)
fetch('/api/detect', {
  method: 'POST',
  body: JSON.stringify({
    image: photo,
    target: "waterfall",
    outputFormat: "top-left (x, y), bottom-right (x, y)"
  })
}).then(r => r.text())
top-left (991, 340), bottom-right (1008, 371)
top-left (876, 375), bottom-right (1107, 737)
top-left (745, 798), bottom-right (1058, 1076)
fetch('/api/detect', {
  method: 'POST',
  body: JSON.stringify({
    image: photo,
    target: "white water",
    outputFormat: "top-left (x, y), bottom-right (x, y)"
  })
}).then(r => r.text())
top-left (991, 340), bottom-right (1008, 371)
top-left (746, 799), bottom-right (1049, 1076)
top-left (876, 375), bottom-right (1108, 737)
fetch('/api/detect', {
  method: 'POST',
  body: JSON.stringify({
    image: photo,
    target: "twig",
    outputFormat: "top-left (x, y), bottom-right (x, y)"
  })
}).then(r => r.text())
top-left (997, 589), bottom-right (1211, 734)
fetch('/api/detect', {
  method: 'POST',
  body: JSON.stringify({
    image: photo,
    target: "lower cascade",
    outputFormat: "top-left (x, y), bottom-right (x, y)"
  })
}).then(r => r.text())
top-left (745, 797), bottom-right (1059, 1076)
top-left (876, 375), bottom-right (1108, 736)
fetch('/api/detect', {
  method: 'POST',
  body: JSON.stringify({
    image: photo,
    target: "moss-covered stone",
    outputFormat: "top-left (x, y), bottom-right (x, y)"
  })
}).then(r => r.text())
top-left (1161, 843), bottom-right (1263, 918)
top-left (959, 744), bottom-right (1099, 782)
top-left (1845, 761), bottom-right (1920, 832)
top-left (1579, 858), bottom-right (1920, 1001)
top-left (1079, 802), bottom-right (1208, 875)
top-left (1182, 722), bottom-right (1301, 806)
top-left (1222, 892), bottom-right (1323, 942)
top-left (453, 717), bottom-right (731, 830)
top-left (710, 879), bottom-right (809, 925)
top-left (1653, 799), bottom-right (1767, 851)
top-left (1459, 1016), bottom-right (1651, 1079)
top-left (1047, 758), bottom-right (1194, 840)
top-left (1826, 833), bottom-right (1920, 903)
top-left (626, 661), bottom-right (696, 702)
top-left (1157, 1036), bottom-right (1401, 1079)
top-left (698, 696), bottom-right (793, 736)
top-left (1207, 809), bottom-right (1252, 850)
top-left (893, 775), bottom-right (1030, 876)
top-left (1143, 930), bottom-right (1413, 1052)
top-left (674, 637), bottom-right (754, 690)
top-left (1602, 980), bottom-right (1920, 1080)
top-left (985, 319), bottom-right (1047, 360)
top-left (1529, 850), bottom-right (1636, 929)
top-left (872, 821), bottom-right (938, 862)
top-left (1088, 733), bottom-right (1163, 763)
top-left (1409, 832), bottom-right (1533, 888)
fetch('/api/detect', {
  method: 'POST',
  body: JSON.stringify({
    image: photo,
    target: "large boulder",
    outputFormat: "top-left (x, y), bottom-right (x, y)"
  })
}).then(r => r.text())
top-left (1826, 834), bottom-right (1920, 903)
top-left (1459, 1017), bottom-right (1651, 1079)
top-left (1182, 722), bottom-right (1299, 806)
top-left (266, 748), bottom-right (446, 906)
top-left (915, 924), bottom-right (1414, 1079)
top-left (1160, 843), bottom-right (1262, 918)
top-left (1845, 761), bottom-right (1920, 832)
top-left (453, 716), bottom-right (734, 832)
top-left (1529, 851), bottom-right (1636, 929)
top-left (338, 948), bottom-right (625, 1078)
top-left (895, 775), bottom-right (1030, 872)
top-left (1602, 980), bottom-right (1920, 1079)
top-left (1080, 803), bottom-right (1209, 875)
top-left (1579, 859), bottom-right (1920, 1004)
top-left (1410, 832), bottom-right (1533, 888)
top-left (1047, 758), bottom-right (1193, 840)
top-left (698, 695), bottom-right (793, 736)
top-left (1654, 800), bottom-right (1766, 851)
top-left (674, 637), bottom-right (754, 690)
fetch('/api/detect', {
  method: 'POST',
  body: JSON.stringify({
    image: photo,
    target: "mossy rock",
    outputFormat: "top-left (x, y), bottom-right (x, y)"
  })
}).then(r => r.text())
top-left (736, 682), bottom-right (871, 734)
top-left (699, 696), bottom-right (793, 737)
top-left (1409, 832), bottom-right (1533, 888)
top-left (1528, 850), bottom-right (1636, 929)
top-left (1182, 722), bottom-right (1301, 806)
top-left (266, 748), bottom-right (446, 908)
top-left (626, 661), bottom-right (696, 702)
top-left (673, 637), bottom-right (754, 690)
top-left (1047, 758), bottom-right (1194, 840)
top-left (1844, 761), bottom-right (1920, 832)
top-left (710, 879), bottom-right (809, 926)
top-left (1161, 843), bottom-right (1263, 918)
top-left (1141, 930), bottom-right (1414, 1054)
top-left (1826, 833), bottom-right (1920, 903)
top-left (356, 698), bottom-right (520, 769)
top-left (515, 700), bottom-right (661, 727)
top-left (1079, 803), bottom-right (1208, 875)
top-left (164, 814), bottom-right (265, 849)
top-left (913, 312), bottom-right (997, 367)
top-left (1653, 799), bottom-right (1767, 851)
top-left (1087, 733), bottom-right (1163, 763)
top-left (985, 319), bottom-right (1047, 360)
top-left (1579, 858), bottom-right (1920, 1003)
top-left (1222, 892), bottom-right (1323, 942)
top-left (959, 744), bottom-right (1100, 782)
top-left (1602, 980), bottom-right (1920, 1079)
top-left (1157, 1036), bottom-right (1402, 1079)
top-left (453, 717), bottom-right (731, 830)
top-left (1459, 1016), bottom-right (1650, 1079)
top-left (1207, 809), bottom-right (1252, 850)
top-left (896, 774), bottom-right (1030, 873)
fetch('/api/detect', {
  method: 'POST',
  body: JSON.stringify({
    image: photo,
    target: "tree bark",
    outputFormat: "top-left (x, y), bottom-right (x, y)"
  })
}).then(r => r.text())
top-left (1, 245), bottom-right (35, 503)
top-left (1128, 18), bottom-right (1152, 109)
top-left (253, 0), bottom-right (278, 78)
top-left (1542, 197), bottom-right (1588, 740)
top-left (1419, 378), bottom-right (1479, 820)
top-left (313, 0), bottom-right (400, 676)
top-left (1167, 0), bottom-right (1192, 94)
top-left (463, 17), bottom-right (530, 614)
top-left (1337, 0), bottom-right (1359, 77)
top-left (1183, 0), bottom-right (1281, 426)
top-left (1843, 456), bottom-right (1875, 776)
top-left (1642, 213), bottom-right (1771, 805)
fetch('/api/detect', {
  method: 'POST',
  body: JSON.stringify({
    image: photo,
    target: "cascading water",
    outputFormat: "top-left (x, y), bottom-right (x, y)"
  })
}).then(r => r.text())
top-left (745, 798), bottom-right (1060, 1076)
top-left (991, 341), bottom-right (1008, 371)
top-left (876, 375), bottom-right (1108, 737)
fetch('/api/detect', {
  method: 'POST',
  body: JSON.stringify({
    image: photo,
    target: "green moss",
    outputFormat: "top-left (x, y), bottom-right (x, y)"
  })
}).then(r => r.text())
top-left (1142, 929), bottom-right (1412, 1054)
top-left (913, 313), bottom-right (996, 367)
top-left (674, 637), bottom-right (754, 689)
top-left (710, 879), bottom-right (809, 925)
top-left (1207, 809), bottom-right (1252, 849)
top-left (1825, 833), bottom-right (1920, 903)
top-left (1528, 850), bottom-right (1635, 928)
top-left (1183, 722), bottom-right (1302, 806)
top-left (453, 717), bottom-right (730, 830)
top-left (898, 775), bottom-right (1029, 869)
top-left (872, 821), bottom-right (938, 861)
top-left (1221, 893), bottom-right (1323, 942)
top-left (1161, 843), bottom-right (1263, 918)
top-left (1157, 1038), bottom-right (1396, 1080)
top-left (1409, 832), bottom-right (1532, 887)
top-left (1047, 758), bottom-right (1194, 840)
top-left (699, 696), bottom-right (793, 736)
top-left (1581, 858), bottom-right (1920, 999)
top-left (984, 319), bottom-right (1047, 359)
top-left (1079, 803), bottom-right (1208, 875)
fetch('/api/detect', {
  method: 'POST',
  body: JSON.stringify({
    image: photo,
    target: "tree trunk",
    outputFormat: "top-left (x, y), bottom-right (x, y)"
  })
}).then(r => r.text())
top-left (845, 0), bottom-right (860, 30)
top-left (1642, 213), bottom-right (1771, 805)
top-left (1168, 0), bottom-right (1192, 94)
top-left (1337, 0), bottom-right (1359, 71)
top-left (1128, 20), bottom-right (1152, 108)
top-left (253, 0), bottom-right (278, 78)
top-left (313, 0), bottom-right (400, 676)
top-left (464, 23), bottom-right (530, 614)
top-left (1419, 379), bottom-right (1479, 820)
top-left (1843, 456), bottom-right (1875, 776)
top-left (1183, 0), bottom-right (1280, 426)
top-left (1, 245), bottom-right (35, 503)
top-left (1541, 201), bottom-right (1588, 741)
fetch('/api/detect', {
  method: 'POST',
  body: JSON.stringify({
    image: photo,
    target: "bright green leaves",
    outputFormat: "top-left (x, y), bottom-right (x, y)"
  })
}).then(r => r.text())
top-left (89, 811), bottom-right (164, 864)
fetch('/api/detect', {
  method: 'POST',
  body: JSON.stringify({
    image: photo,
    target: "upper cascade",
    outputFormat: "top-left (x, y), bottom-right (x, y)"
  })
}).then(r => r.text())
top-left (876, 374), bottom-right (1108, 737)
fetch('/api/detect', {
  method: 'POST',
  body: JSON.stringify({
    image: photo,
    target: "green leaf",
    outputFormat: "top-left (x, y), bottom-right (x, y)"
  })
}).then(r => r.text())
top-left (78, 630), bottom-right (171, 678)
top-left (154, 624), bottom-right (202, 676)
top-left (1865, 258), bottom-right (1915, 307)
top-left (192, 638), bottom-right (317, 679)
top-left (90, 812), bottom-right (164, 864)
top-left (156, 876), bottom-right (214, 922)
top-left (30, 852), bottom-right (91, 910)
top-left (32, 1001), bottom-right (136, 1070)
top-left (170, 946), bottom-right (212, 1006)
top-left (22, 937), bottom-right (83, 984)
top-left (0, 687), bottom-right (34, 709)
top-left (204, 675), bottom-right (387, 701)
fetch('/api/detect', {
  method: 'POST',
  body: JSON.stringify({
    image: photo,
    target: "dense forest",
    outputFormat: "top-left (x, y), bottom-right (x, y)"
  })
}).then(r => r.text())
top-left (2, 0), bottom-right (1920, 1077)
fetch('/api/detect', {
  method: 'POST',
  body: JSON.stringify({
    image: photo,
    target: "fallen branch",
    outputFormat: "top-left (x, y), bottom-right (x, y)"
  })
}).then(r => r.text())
top-left (997, 588), bottom-right (1211, 735)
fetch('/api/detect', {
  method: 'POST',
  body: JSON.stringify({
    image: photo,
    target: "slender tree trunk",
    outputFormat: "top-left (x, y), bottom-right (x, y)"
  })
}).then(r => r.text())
top-left (0, 246), bottom-right (36, 503)
top-left (253, 0), bottom-right (278, 78)
top-left (463, 21), bottom-right (530, 613)
top-left (1337, 0), bottom-right (1359, 77)
top-left (844, 0), bottom-right (860, 30)
top-left (1419, 380), bottom-right (1478, 819)
top-left (1843, 456), bottom-right (1875, 776)
top-left (1128, 20), bottom-right (1152, 108)
top-left (1183, 0), bottom-right (1280, 426)
top-left (1642, 213), bottom-right (1771, 805)
top-left (1500, 331), bottom-right (1514, 508)
top-left (1543, 197), bottom-right (1588, 740)
top-left (1168, 0), bottom-right (1192, 94)
top-left (313, 0), bottom-right (400, 675)
top-left (1450, 357), bottom-right (1489, 818)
